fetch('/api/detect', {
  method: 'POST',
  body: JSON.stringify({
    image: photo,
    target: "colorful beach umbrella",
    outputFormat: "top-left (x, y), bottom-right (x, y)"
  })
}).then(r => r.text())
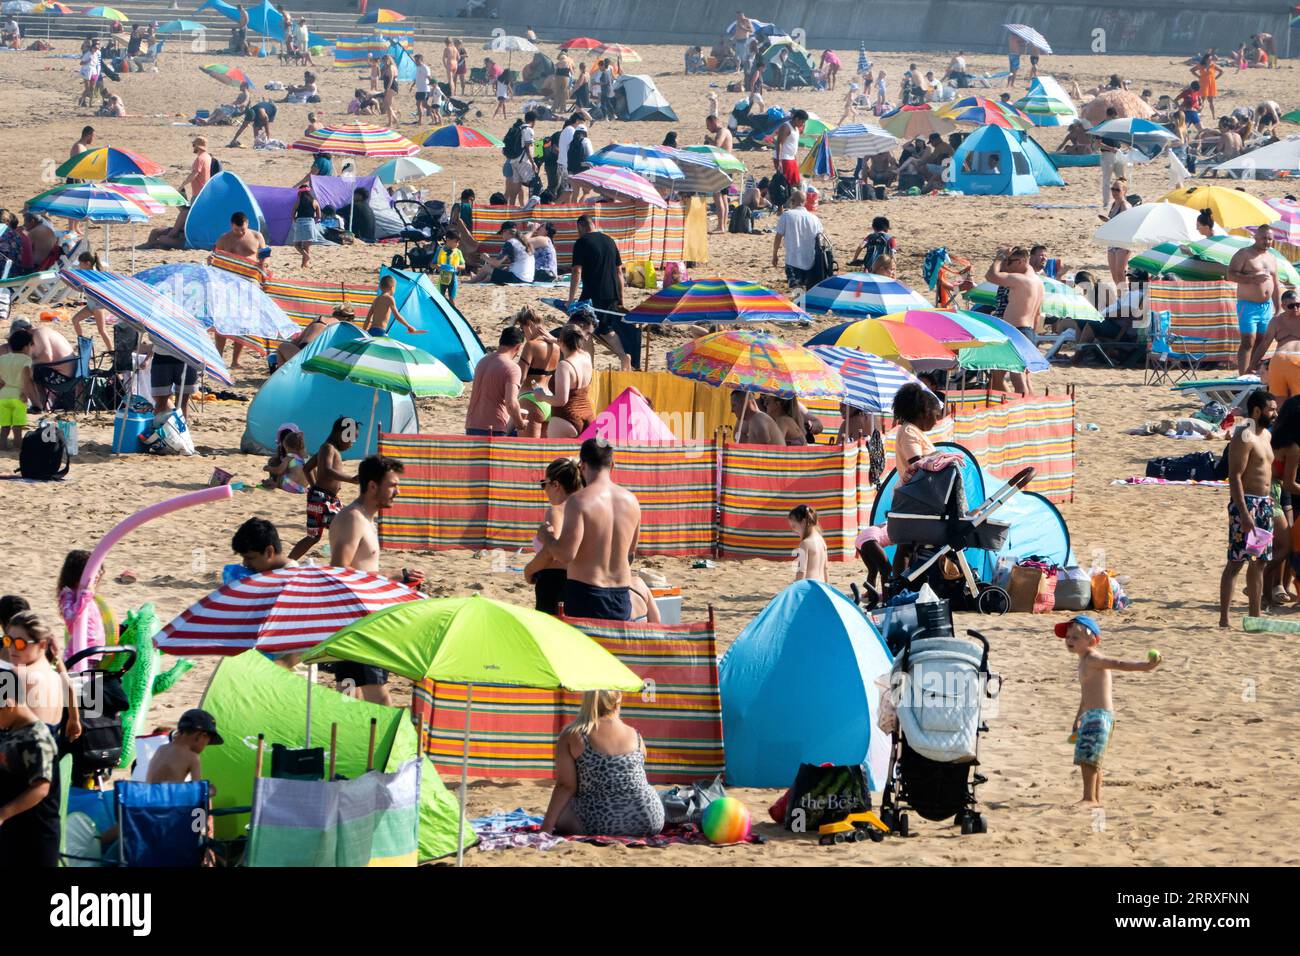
top-left (804, 273), bottom-right (930, 317)
top-left (157, 20), bottom-right (205, 33)
top-left (568, 166), bottom-right (667, 208)
top-left (96, 183), bottom-right (166, 216)
top-left (590, 143), bottom-right (684, 181)
top-left (155, 566), bottom-right (422, 656)
top-left (357, 8), bottom-right (405, 24)
top-left (1004, 23), bottom-right (1052, 54)
top-left (800, 132), bottom-right (836, 179)
top-left (303, 335), bottom-right (462, 398)
top-left (879, 310), bottom-right (1026, 372)
top-left (968, 277), bottom-right (1103, 323)
top-left (373, 156), bottom-right (443, 184)
top-left (958, 311), bottom-right (1051, 370)
top-left (33, 2), bottom-right (74, 12)
top-left (561, 37), bottom-right (604, 50)
top-left (939, 97), bottom-right (1032, 129)
top-left (659, 151), bottom-right (733, 194)
top-left (666, 329), bottom-right (843, 399)
top-left (1257, 198), bottom-right (1300, 245)
top-left (824, 123), bottom-right (899, 159)
top-left (201, 64), bottom-right (254, 88)
top-left (806, 346), bottom-right (926, 413)
top-left (108, 175), bottom-right (187, 208)
top-left (1160, 185), bottom-right (1280, 230)
top-left (806, 319), bottom-right (955, 368)
top-left (876, 309), bottom-right (993, 347)
top-left (1087, 117), bottom-right (1179, 149)
top-left (83, 6), bottom-right (128, 21)
top-left (624, 278), bottom-right (809, 326)
top-left (56, 146), bottom-right (165, 181)
top-left (26, 183), bottom-right (151, 223)
top-left (597, 43), bottom-right (640, 62)
top-left (1014, 75), bottom-right (1078, 127)
top-left (857, 42), bottom-right (869, 76)
top-left (1183, 235), bottom-right (1300, 286)
top-left (879, 105), bottom-right (957, 141)
top-left (57, 269), bottom-right (232, 385)
top-left (1128, 241), bottom-right (1225, 280)
top-left (291, 123), bottom-right (421, 158)
top-left (681, 144), bottom-right (746, 173)
top-left (304, 594), bottom-right (643, 866)
top-left (421, 124), bottom-right (503, 148)
top-left (134, 264), bottom-right (298, 341)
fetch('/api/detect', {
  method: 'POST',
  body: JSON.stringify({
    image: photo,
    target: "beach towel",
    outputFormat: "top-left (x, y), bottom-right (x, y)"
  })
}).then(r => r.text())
top-left (410, 611), bottom-right (723, 783)
top-left (476, 822), bottom-right (762, 849)
top-left (1113, 476), bottom-right (1228, 488)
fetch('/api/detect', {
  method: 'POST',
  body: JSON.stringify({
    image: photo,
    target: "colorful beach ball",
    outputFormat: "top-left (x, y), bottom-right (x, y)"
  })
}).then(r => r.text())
top-left (701, 797), bottom-right (751, 844)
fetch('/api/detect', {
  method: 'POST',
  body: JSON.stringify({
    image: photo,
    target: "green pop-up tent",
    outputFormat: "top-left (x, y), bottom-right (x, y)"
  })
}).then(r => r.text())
top-left (199, 650), bottom-right (473, 862)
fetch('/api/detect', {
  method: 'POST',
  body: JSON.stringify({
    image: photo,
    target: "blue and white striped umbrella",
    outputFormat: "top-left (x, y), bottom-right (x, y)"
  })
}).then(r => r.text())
top-left (804, 273), bottom-right (930, 317)
top-left (58, 269), bottom-right (233, 385)
top-left (133, 264), bottom-right (298, 341)
top-left (857, 43), bottom-right (869, 76)
top-left (826, 124), bottom-right (899, 159)
top-left (808, 346), bottom-right (925, 413)
top-left (589, 143), bottom-right (684, 181)
top-left (25, 183), bottom-right (151, 224)
top-left (1087, 118), bottom-right (1179, 149)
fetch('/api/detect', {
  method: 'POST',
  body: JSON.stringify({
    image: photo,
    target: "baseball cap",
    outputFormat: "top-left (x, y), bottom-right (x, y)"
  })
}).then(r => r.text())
top-left (177, 708), bottom-right (224, 744)
top-left (497, 220), bottom-right (518, 233)
top-left (10, 318), bottom-right (32, 331)
top-left (1054, 614), bottom-right (1101, 640)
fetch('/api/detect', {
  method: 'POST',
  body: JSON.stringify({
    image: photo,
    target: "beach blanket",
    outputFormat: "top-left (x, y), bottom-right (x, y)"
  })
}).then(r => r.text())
top-left (1113, 476), bottom-right (1228, 488)
top-left (469, 201), bottom-right (685, 270)
top-left (411, 612), bottom-right (723, 783)
top-left (474, 822), bottom-right (762, 849)
top-left (1148, 280), bottom-right (1238, 364)
top-left (1243, 616), bottom-right (1300, 634)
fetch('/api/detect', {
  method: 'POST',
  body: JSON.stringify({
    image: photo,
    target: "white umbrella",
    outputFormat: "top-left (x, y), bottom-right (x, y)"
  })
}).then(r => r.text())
top-left (1212, 135), bottom-right (1300, 175)
top-left (826, 123), bottom-right (899, 159)
top-left (1092, 201), bottom-right (1203, 251)
top-left (373, 156), bottom-right (443, 185)
top-left (1005, 24), bottom-right (1052, 54)
top-left (483, 35), bottom-right (538, 53)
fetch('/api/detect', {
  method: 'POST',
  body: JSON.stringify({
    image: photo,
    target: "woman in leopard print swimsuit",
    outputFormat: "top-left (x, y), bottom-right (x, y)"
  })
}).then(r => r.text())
top-left (541, 690), bottom-right (665, 837)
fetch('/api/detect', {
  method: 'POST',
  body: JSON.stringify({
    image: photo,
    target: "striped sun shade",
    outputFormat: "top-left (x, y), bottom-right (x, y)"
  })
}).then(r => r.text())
top-left (291, 123), bottom-right (421, 157)
top-left (807, 345), bottom-right (925, 413)
top-left (568, 166), bottom-right (666, 208)
top-left (625, 278), bottom-right (809, 325)
top-left (302, 335), bottom-right (463, 397)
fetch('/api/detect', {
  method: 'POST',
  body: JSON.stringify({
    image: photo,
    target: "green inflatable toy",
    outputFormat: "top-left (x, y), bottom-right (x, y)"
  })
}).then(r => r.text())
top-left (116, 604), bottom-right (193, 769)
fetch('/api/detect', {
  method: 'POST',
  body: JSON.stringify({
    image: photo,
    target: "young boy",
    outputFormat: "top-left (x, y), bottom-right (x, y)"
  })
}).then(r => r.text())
top-left (364, 274), bottom-right (423, 335)
top-left (858, 216), bottom-right (897, 272)
top-left (1175, 80), bottom-right (1204, 134)
top-left (0, 327), bottom-right (38, 451)
top-left (0, 667), bottom-right (60, 866)
top-left (435, 234), bottom-right (464, 303)
top-left (146, 708), bottom-right (223, 788)
top-left (1058, 614), bottom-right (1161, 806)
top-left (289, 416), bottom-right (358, 561)
top-left (231, 517), bottom-right (296, 574)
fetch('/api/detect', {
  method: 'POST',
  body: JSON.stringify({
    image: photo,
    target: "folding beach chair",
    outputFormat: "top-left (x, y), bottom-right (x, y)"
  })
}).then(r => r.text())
top-left (1145, 309), bottom-right (1211, 385)
top-left (466, 67), bottom-right (490, 96)
top-left (133, 39), bottom-right (165, 70)
top-left (39, 335), bottom-right (119, 413)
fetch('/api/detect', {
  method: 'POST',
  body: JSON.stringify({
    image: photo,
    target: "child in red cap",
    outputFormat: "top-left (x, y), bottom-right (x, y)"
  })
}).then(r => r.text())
top-left (1056, 615), bottom-right (1161, 806)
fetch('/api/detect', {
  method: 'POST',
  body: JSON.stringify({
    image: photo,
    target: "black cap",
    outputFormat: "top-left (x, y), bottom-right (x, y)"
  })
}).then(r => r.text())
top-left (497, 220), bottom-right (517, 233)
top-left (177, 708), bottom-right (224, 745)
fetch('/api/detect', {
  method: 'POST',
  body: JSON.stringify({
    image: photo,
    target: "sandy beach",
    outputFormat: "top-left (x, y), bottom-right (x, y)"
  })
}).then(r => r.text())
top-left (1, 36), bottom-right (1298, 866)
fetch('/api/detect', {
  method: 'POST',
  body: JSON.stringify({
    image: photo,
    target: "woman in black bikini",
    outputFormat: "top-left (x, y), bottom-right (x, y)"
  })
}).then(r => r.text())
top-left (380, 55), bottom-right (399, 128)
top-left (525, 457), bottom-right (584, 615)
top-left (515, 308), bottom-right (559, 437)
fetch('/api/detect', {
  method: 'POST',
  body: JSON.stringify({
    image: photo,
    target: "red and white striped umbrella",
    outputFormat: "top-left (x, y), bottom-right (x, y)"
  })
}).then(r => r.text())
top-left (154, 566), bottom-right (422, 656)
top-left (568, 165), bottom-right (667, 208)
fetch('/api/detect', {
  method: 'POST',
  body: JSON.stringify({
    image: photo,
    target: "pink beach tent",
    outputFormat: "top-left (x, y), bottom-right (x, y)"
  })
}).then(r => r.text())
top-left (578, 387), bottom-right (680, 444)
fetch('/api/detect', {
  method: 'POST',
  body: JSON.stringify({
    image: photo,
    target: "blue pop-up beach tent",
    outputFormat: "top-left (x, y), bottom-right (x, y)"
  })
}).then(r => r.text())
top-left (720, 580), bottom-right (894, 790)
top-left (241, 321), bottom-right (419, 459)
top-left (197, 0), bottom-right (331, 48)
top-left (949, 124), bottom-right (1063, 196)
top-left (380, 265), bottom-right (485, 382)
top-left (869, 442), bottom-right (1073, 578)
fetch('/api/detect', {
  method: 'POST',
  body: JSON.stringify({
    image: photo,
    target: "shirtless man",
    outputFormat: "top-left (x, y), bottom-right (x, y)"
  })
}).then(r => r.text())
top-left (3, 319), bottom-right (74, 406)
top-left (538, 438), bottom-right (642, 621)
top-left (1229, 223), bottom-right (1281, 376)
top-left (211, 212), bottom-right (265, 367)
top-left (730, 390), bottom-right (785, 444)
top-left (289, 415), bottom-right (357, 561)
top-left (731, 10), bottom-right (753, 73)
top-left (275, 306), bottom-right (344, 366)
top-left (68, 125), bottom-right (94, 161)
top-left (704, 114), bottom-right (734, 233)
top-left (21, 213), bottom-right (58, 273)
top-left (327, 455), bottom-right (404, 705)
top-left (985, 246), bottom-right (1043, 395)
top-left (1252, 290), bottom-right (1300, 398)
top-left (1220, 389), bottom-right (1277, 627)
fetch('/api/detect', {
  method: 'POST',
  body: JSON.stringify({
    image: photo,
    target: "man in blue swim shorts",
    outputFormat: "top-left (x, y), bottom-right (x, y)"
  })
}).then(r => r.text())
top-left (1229, 223), bottom-right (1282, 374)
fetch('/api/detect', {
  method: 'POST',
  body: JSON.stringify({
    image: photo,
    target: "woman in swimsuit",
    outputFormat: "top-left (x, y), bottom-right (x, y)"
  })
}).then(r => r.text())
top-left (1266, 396), bottom-right (1300, 605)
top-left (380, 55), bottom-right (398, 128)
top-left (529, 326), bottom-right (594, 438)
top-left (628, 576), bottom-right (660, 624)
top-left (515, 308), bottom-right (559, 437)
top-left (524, 457), bottom-right (583, 615)
top-left (1098, 178), bottom-right (1133, 286)
top-left (454, 40), bottom-right (468, 96)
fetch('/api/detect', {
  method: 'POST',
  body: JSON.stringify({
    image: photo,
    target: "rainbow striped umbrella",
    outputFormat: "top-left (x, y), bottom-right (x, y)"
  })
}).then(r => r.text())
top-left (680, 144), bottom-right (746, 173)
top-left (807, 346), bottom-right (926, 413)
top-left (880, 105), bottom-right (957, 140)
top-left (422, 124), bottom-right (503, 148)
top-left (804, 273), bottom-right (930, 317)
top-left (624, 278), bottom-right (809, 325)
top-left (806, 319), bottom-right (955, 368)
top-left (835, 309), bottom-right (988, 348)
top-left (96, 183), bottom-right (166, 215)
top-left (357, 8), bottom-right (405, 23)
top-left (83, 5), bottom-right (127, 20)
top-left (26, 183), bottom-right (152, 223)
top-left (155, 566), bottom-right (422, 656)
top-left (108, 175), bottom-right (188, 207)
top-left (879, 310), bottom-right (1030, 371)
top-left (56, 146), bottom-right (165, 181)
top-left (968, 277), bottom-right (1103, 322)
top-left (291, 123), bottom-right (421, 158)
top-left (590, 143), bottom-right (683, 181)
top-left (957, 310), bottom-right (1049, 371)
top-left (201, 63), bottom-right (254, 88)
top-left (33, 2), bottom-right (74, 12)
top-left (938, 96), bottom-right (1033, 129)
top-left (666, 329), bottom-right (843, 399)
top-left (568, 166), bottom-right (666, 208)
top-left (58, 269), bottom-right (232, 385)
top-left (800, 132), bottom-right (837, 178)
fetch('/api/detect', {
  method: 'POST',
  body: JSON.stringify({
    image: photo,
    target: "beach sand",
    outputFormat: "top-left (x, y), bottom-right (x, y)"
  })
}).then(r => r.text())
top-left (1, 40), bottom-right (1298, 866)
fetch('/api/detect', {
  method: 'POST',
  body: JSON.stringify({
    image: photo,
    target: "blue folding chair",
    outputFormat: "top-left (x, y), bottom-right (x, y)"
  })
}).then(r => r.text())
top-left (116, 781), bottom-right (210, 867)
top-left (1144, 310), bottom-right (1213, 386)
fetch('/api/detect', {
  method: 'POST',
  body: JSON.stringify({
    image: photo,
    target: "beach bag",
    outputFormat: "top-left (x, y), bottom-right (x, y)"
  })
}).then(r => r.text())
top-left (209, 155), bottom-right (222, 176)
top-left (624, 260), bottom-right (656, 290)
top-left (661, 261), bottom-right (690, 287)
top-left (728, 203), bottom-right (755, 234)
top-left (1091, 570), bottom-right (1115, 611)
top-left (1007, 563), bottom-right (1047, 613)
top-left (809, 231), bottom-right (837, 286)
top-left (502, 119), bottom-right (525, 160)
top-left (1054, 567), bottom-right (1093, 611)
top-left (781, 763), bottom-right (872, 832)
top-left (767, 170), bottom-right (791, 207)
top-left (567, 136), bottom-right (591, 174)
top-left (17, 421), bottom-right (70, 481)
top-left (1144, 450), bottom-right (1217, 481)
top-left (1214, 441), bottom-right (1231, 481)
top-left (140, 412), bottom-right (196, 457)
top-left (659, 774), bottom-right (726, 826)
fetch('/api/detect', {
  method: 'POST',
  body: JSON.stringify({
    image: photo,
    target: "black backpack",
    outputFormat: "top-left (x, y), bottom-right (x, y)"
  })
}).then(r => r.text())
top-left (567, 134), bottom-right (590, 174)
top-left (728, 203), bottom-right (754, 234)
top-left (1145, 450), bottom-right (1217, 482)
top-left (18, 421), bottom-right (70, 481)
top-left (863, 231), bottom-right (893, 269)
top-left (502, 120), bottom-right (525, 160)
top-left (767, 171), bottom-right (791, 207)
top-left (810, 231), bottom-right (837, 286)
top-left (209, 154), bottom-right (222, 176)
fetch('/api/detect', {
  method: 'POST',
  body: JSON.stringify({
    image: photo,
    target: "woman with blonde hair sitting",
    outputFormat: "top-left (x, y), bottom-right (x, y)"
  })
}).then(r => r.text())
top-left (541, 689), bottom-right (665, 836)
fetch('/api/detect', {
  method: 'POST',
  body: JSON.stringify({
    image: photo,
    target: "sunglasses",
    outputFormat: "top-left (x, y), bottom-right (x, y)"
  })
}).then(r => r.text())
top-left (2, 635), bottom-right (44, 651)
top-left (538, 478), bottom-right (552, 488)
top-left (1286, 302), bottom-right (1300, 310)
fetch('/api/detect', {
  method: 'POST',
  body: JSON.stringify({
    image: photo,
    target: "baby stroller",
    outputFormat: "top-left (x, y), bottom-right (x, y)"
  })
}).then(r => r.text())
top-left (65, 644), bottom-right (138, 789)
top-left (389, 200), bottom-right (447, 272)
top-left (884, 462), bottom-right (1036, 615)
top-left (878, 613), bottom-right (1000, 836)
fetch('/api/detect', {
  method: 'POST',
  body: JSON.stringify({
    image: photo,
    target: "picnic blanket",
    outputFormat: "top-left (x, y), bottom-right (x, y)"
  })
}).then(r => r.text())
top-left (410, 611), bottom-right (723, 783)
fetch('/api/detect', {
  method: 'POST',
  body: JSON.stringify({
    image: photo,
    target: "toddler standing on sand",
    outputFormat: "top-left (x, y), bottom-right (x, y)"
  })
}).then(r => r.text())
top-left (788, 505), bottom-right (828, 582)
top-left (1058, 614), bottom-right (1161, 807)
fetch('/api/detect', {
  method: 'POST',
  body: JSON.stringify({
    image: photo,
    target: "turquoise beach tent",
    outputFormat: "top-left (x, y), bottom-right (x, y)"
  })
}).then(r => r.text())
top-left (869, 442), bottom-right (1073, 578)
top-left (184, 171), bottom-right (265, 250)
top-left (379, 265), bottom-right (485, 382)
top-left (720, 580), bottom-right (893, 790)
top-left (1013, 130), bottom-right (1065, 188)
top-left (389, 40), bottom-right (416, 83)
top-left (241, 321), bottom-right (419, 459)
top-left (949, 124), bottom-right (1042, 196)
top-left (196, 0), bottom-right (331, 48)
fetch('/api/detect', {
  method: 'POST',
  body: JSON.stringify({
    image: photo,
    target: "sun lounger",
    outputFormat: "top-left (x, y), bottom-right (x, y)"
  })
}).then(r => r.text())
top-left (1171, 375), bottom-right (1262, 411)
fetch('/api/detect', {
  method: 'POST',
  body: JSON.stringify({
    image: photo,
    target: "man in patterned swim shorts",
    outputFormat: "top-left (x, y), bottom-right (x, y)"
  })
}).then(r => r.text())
top-left (1220, 389), bottom-right (1277, 627)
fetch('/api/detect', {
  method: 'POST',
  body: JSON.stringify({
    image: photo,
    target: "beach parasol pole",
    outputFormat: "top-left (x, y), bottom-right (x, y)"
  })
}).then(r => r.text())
top-left (456, 682), bottom-right (473, 866)
top-left (365, 387), bottom-right (380, 455)
top-left (304, 662), bottom-right (316, 746)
